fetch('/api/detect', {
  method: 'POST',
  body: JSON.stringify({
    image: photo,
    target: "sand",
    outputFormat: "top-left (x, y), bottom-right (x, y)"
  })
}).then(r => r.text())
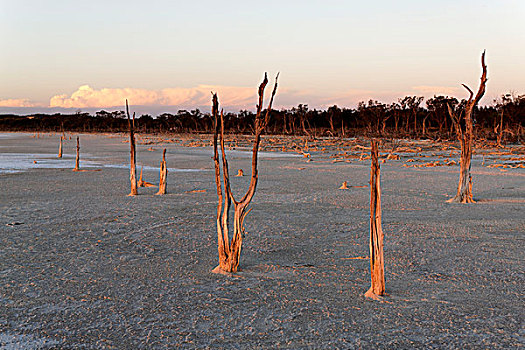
top-left (0, 133), bottom-right (523, 349)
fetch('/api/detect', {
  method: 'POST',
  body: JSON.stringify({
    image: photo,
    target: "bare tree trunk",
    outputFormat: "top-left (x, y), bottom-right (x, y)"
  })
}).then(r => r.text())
top-left (156, 149), bottom-right (167, 195)
top-left (58, 136), bottom-right (63, 158)
top-left (73, 136), bottom-right (80, 171)
top-left (126, 100), bottom-right (138, 196)
top-left (365, 140), bottom-right (385, 300)
top-left (447, 52), bottom-right (487, 204)
top-left (212, 73), bottom-right (279, 273)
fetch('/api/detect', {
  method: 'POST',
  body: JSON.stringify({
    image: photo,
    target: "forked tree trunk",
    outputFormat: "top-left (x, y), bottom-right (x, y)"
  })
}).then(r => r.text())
top-left (126, 100), bottom-right (138, 196)
top-left (212, 73), bottom-right (279, 273)
top-left (58, 136), bottom-right (63, 158)
top-left (447, 52), bottom-right (487, 203)
top-left (156, 149), bottom-right (167, 195)
top-left (365, 140), bottom-right (385, 300)
top-left (73, 136), bottom-right (80, 171)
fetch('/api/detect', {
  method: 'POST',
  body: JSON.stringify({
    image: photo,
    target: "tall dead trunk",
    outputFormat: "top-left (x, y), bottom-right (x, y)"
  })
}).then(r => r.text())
top-left (365, 140), bottom-right (385, 300)
top-left (156, 149), bottom-right (167, 195)
top-left (58, 136), bottom-right (63, 158)
top-left (126, 100), bottom-right (138, 196)
top-left (73, 136), bottom-right (80, 171)
top-left (447, 51), bottom-right (488, 203)
top-left (212, 73), bottom-right (279, 273)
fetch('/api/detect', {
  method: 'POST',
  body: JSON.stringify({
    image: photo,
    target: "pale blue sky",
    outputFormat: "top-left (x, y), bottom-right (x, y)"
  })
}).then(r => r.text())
top-left (1, 0), bottom-right (524, 112)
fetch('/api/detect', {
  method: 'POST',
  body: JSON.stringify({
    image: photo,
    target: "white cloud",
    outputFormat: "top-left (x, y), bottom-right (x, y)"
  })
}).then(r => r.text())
top-left (0, 98), bottom-right (36, 107)
top-left (49, 84), bottom-right (258, 109)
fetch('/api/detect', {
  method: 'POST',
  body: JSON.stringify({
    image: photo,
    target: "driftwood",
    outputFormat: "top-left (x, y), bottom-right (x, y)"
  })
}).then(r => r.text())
top-left (73, 136), bottom-right (80, 171)
top-left (126, 100), bottom-right (138, 196)
top-left (58, 136), bottom-right (63, 158)
top-left (447, 51), bottom-right (488, 203)
top-left (365, 140), bottom-right (385, 300)
top-left (156, 149), bottom-right (167, 195)
top-left (212, 73), bottom-right (278, 273)
top-left (138, 166), bottom-right (155, 188)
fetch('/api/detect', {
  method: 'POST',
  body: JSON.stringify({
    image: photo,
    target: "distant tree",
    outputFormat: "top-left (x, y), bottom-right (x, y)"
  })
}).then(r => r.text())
top-left (426, 96), bottom-right (459, 137)
top-left (399, 96), bottom-right (423, 135)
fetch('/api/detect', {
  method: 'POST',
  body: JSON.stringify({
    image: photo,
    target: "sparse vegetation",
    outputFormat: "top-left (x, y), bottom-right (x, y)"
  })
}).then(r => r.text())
top-left (1, 94), bottom-right (522, 143)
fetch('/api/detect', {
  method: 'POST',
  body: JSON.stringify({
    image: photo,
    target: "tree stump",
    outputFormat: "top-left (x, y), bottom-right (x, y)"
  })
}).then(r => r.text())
top-left (58, 136), bottom-right (63, 158)
top-left (73, 137), bottom-right (80, 171)
top-left (156, 149), bottom-right (167, 195)
top-left (365, 139), bottom-right (385, 300)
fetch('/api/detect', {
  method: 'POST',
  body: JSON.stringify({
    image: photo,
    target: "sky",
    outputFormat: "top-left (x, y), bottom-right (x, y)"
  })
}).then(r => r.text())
top-left (1, 0), bottom-right (524, 115)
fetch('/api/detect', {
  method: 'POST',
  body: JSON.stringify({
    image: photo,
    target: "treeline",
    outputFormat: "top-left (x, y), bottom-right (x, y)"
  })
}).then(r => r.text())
top-left (1, 94), bottom-right (523, 142)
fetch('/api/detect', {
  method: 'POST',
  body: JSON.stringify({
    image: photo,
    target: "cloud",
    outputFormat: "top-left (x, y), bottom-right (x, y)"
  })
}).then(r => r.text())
top-left (412, 85), bottom-right (460, 96)
top-left (49, 85), bottom-right (258, 110)
top-left (0, 98), bottom-right (36, 107)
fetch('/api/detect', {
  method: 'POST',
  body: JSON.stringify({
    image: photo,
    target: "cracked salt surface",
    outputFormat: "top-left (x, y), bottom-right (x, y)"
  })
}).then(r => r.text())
top-left (0, 332), bottom-right (60, 349)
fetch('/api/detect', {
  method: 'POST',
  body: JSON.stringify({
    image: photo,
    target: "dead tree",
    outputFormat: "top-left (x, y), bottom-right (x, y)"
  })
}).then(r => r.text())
top-left (212, 73), bottom-right (278, 273)
top-left (447, 51), bottom-right (488, 203)
top-left (73, 136), bottom-right (80, 171)
top-left (156, 149), bottom-right (167, 195)
top-left (126, 100), bottom-right (138, 196)
top-left (365, 139), bottom-right (385, 299)
top-left (58, 136), bottom-right (63, 158)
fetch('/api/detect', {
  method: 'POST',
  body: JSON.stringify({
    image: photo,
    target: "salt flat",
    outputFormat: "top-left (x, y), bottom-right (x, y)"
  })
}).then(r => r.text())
top-left (0, 133), bottom-right (523, 349)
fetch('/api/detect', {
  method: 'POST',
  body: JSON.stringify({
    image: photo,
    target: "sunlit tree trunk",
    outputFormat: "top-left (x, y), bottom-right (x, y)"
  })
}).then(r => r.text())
top-left (447, 52), bottom-right (487, 203)
top-left (156, 149), bottom-right (167, 195)
top-left (212, 73), bottom-right (279, 273)
top-left (73, 136), bottom-right (80, 171)
top-left (126, 100), bottom-right (138, 196)
top-left (58, 136), bottom-right (63, 158)
top-left (365, 140), bottom-right (385, 299)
